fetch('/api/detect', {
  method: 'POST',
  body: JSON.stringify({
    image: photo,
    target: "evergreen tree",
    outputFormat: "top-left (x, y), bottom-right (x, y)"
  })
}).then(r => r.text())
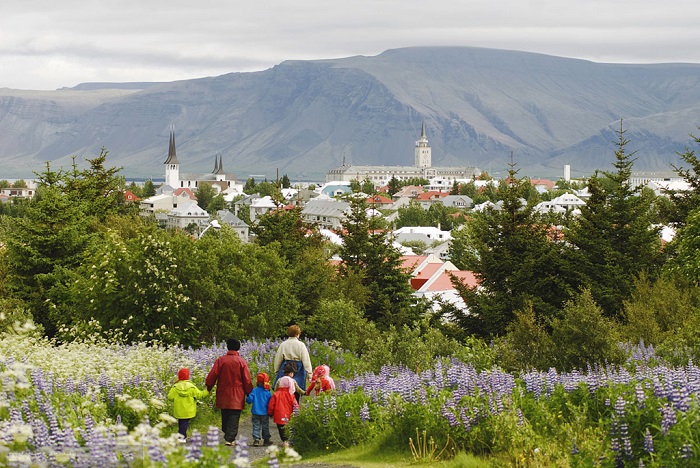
top-left (395, 200), bottom-right (430, 228)
top-left (387, 176), bottom-right (401, 196)
top-left (338, 199), bottom-right (424, 329)
top-left (281, 174), bottom-right (291, 189)
top-left (450, 180), bottom-right (459, 195)
top-left (449, 161), bottom-right (579, 337)
top-left (662, 129), bottom-right (700, 227)
top-left (361, 177), bottom-right (375, 194)
top-left (566, 122), bottom-right (663, 318)
top-left (244, 177), bottom-right (257, 194)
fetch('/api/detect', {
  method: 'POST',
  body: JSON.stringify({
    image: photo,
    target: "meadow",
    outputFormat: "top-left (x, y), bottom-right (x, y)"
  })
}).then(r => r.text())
top-left (1, 323), bottom-right (699, 467)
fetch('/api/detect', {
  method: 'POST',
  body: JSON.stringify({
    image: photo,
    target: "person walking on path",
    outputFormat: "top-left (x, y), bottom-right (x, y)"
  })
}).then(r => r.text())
top-left (167, 367), bottom-right (209, 440)
top-left (268, 375), bottom-right (299, 446)
top-left (205, 338), bottom-right (254, 445)
top-left (245, 372), bottom-right (273, 447)
top-left (274, 325), bottom-right (312, 402)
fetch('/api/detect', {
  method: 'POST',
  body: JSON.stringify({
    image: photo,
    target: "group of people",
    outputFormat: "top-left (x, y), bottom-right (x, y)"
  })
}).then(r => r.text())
top-left (167, 325), bottom-right (335, 446)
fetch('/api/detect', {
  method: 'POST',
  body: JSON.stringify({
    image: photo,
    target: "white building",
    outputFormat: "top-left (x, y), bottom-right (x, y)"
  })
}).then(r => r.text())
top-left (325, 124), bottom-right (480, 186)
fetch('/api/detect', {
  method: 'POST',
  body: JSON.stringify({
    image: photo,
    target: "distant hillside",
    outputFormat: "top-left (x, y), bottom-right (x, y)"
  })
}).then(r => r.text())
top-left (1, 46), bottom-right (699, 180)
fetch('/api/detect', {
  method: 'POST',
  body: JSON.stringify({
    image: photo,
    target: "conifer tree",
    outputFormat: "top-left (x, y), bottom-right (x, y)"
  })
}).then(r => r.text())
top-left (338, 198), bottom-right (423, 329)
top-left (566, 121), bottom-right (663, 318)
top-left (449, 159), bottom-right (578, 337)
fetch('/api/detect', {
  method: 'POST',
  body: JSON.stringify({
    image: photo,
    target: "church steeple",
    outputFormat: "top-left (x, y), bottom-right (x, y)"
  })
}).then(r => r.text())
top-left (164, 127), bottom-right (180, 165)
top-left (213, 154), bottom-right (224, 175)
top-left (415, 121), bottom-right (431, 168)
top-left (164, 127), bottom-right (180, 187)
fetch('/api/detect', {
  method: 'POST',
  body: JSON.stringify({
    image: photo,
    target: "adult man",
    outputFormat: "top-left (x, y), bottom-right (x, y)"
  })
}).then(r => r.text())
top-left (273, 325), bottom-right (312, 402)
top-left (206, 338), bottom-right (253, 445)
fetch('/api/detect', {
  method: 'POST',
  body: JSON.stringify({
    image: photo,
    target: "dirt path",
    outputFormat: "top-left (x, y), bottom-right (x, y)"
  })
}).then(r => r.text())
top-left (228, 414), bottom-right (359, 467)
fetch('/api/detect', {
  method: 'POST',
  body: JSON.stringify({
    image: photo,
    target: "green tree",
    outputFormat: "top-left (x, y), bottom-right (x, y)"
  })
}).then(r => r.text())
top-left (361, 177), bottom-right (375, 195)
top-left (244, 177), bottom-right (257, 194)
top-left (142, 179), bottom-right (157, 197)
top-left (450, 180), bottom-right (459, 195)
top-left (195, 183), bottom-right (217, 212)
top-left (665, 208), bottom-right (700, 284)
top-left (338, 198), bottom-right (424, 329)
top-left (0, 180), bottom-right (9, 188)
top-left (550, 289), bottom-right (624, 371)
top-left (566, 122), bottom-right (663, 318)
top-left (302, 298), bottom-right (380, 353)
top-left (349, 179), bottom-right (361, 193)
top-left (387, 176), bottom-right (401, 196)
top-left (253, 207), bottom-right (324, 264)
top-left (11, 179), bottom-right (27, 188)
top-left (662, 129), bottom-right (700, 227)
top-left (280, 174), bottom-right (291, 189)
top-left (449, 162), bottom-right (579, 337)
top-left (395, 200), bottom-right (430, 228)
top-left (207, 194), bottom-right (227, 213)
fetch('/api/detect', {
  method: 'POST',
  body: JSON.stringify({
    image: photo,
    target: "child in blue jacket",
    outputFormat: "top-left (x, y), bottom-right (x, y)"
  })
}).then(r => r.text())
top-left (245, 372), bottom-right (273, 446)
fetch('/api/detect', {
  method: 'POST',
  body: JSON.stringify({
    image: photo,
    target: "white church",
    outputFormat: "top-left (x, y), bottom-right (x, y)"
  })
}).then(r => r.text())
top-left (162, 129), bottom-right (242, 193)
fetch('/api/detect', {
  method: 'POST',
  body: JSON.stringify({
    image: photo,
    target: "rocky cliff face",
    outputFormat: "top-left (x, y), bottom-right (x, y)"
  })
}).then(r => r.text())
top-left (1, 47), bottom-right (699, 180)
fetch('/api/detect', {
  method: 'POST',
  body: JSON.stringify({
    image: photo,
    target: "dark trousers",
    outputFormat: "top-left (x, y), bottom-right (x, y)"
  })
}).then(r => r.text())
top-left (221, 409), bottom-right (242, 443)
top-left (277, 423), bottom-right (288, 442)
top-left (178, 418), bottom-right (191, 439)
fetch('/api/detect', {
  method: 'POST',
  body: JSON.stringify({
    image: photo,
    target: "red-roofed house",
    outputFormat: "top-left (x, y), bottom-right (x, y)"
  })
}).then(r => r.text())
top-left (123, 190), bottom-right (141, 203)
top-left (415, 191), bottom-right (449, 208)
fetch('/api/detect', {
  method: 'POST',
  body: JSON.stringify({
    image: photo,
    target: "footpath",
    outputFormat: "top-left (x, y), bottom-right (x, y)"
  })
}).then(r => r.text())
top-left (226, 414), bottom-right (359, 467)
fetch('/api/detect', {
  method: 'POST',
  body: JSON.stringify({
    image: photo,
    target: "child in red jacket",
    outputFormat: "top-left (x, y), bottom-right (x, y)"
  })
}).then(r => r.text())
top-left (306, 364), bottom-right (336, 397)
top-left (268, 375), bottom-right (298, 446)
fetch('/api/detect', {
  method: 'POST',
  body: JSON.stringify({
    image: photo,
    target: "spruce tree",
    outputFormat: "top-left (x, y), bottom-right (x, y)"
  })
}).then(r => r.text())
top-left (566, 121), bottom-right (662, 318)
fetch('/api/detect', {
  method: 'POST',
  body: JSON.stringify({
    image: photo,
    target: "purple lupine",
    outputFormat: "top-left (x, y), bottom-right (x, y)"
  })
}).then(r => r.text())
top-left (571, 440), bottom-right (579, 455)
top-left (147, 444), bottom-right (167, 464)
top-left (643, 428), bottom-right (654, 453)
top-left (234, 436), bottom-right (250, 463)
top-left (635, 384), bottom-right (646, 409)
top-left (620, 422), bottom-right (632, 459)
top-left (267, 452), bottom-right (280, 467)
top-left (660, 404), bottom-right (677, 435)
top-left (187, 429), bottom-right (203, 461)
top-left (359, 403), bottom-right (370, 422)
top-left (206, 426), bottom-right (220, 448)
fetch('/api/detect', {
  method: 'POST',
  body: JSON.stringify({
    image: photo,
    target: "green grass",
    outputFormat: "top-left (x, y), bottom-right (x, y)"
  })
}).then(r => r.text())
top-left (294, 437), bottom-right (492, 467)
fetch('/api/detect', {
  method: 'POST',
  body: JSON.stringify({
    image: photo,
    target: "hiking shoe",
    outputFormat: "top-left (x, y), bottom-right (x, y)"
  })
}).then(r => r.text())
top-left (263, 439), bottom-right (273, 446)
top-left (225, 441), bottom-right (235, 446)
top-left (253, 439), bottom-right (262, 447)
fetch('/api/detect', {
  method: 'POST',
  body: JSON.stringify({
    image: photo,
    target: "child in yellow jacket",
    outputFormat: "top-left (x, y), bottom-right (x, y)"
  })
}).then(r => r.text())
top-left (167, 368), bottom-right (209, 440)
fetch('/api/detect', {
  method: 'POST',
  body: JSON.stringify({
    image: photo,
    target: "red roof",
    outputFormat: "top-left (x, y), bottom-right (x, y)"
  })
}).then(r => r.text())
top-left (530, 179), bottom-right (556, 190)
top-left (123, 190), bottom-right (141, 202)
top-left (174, 187), bottom-right (197, 199)
top-left (410, 262), bottom-right (443, 290)
top-left (425, 270), bottom-right (478, 291)
top-left (366, 194), bottom-right (393, 204)
top-left (399, 255), bottom-right (428, 274)
top-left (415, 191), bottom-right (449, 200)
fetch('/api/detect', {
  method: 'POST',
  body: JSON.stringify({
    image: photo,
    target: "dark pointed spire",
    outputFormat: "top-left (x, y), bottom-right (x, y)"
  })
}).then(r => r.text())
top-left (213, 154), bottom-right (224, 174)
top-left (213, 155), bottom-right (219, 173)
top-left (164, 126), bottom-right (180, 165)
top-left (420, 121), bottom-right (426, 139)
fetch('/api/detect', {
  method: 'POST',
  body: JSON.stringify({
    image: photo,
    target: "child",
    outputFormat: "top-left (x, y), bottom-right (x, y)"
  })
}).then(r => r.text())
top-left (268, 375), bottom-right (298, 446)
top-left (245, 372), bottom-right (273, 446)
top-left (306, 364), bottom-right (336, 397)
top-left (167, 368), bottom-right (209, 440)
top-left (275, 362), bottom-right (304, 402)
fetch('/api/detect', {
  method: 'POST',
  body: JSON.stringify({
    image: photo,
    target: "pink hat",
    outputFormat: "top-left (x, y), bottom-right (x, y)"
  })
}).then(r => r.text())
top-left (278, 376), bottom-right (296, 395)
top-left (177, 368), bottom-right (190, 381)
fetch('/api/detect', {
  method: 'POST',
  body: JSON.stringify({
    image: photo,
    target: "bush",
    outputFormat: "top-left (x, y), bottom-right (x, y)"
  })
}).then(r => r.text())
top-left (494, 304), bottom-right (553, 371)
top-left (550, 289), bottom-right (624, 371)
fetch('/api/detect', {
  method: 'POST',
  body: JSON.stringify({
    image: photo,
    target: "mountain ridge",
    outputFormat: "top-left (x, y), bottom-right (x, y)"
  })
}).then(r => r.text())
top-left (1, 46), bottom-right (699, 180)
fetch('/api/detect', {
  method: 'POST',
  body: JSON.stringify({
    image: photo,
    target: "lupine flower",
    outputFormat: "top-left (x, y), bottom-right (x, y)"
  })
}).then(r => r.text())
top-left (643, 428), bottom-right (654, 453)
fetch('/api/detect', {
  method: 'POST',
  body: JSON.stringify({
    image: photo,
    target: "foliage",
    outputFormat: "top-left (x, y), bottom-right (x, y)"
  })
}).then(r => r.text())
top-left (566, 122), bottom-right (663, 318)
top-left (302, 298), bottom-right (380, 354)
top-left (550, 289), bottom-right (624, 371)
top-left (662, 128), bottom-right (700, 227)
top-left (664, 208), bottom-right (700, 284)
top-left (194, 182), bottom-right (217, 212)
top-left (387, 176), bottom-right (401, 196)
top-left (449, 162), bottom-right (579, 338)
top-left (338, 198), bottom-right (425, 329)
top-left (495, 303), bottom-right (554, 371)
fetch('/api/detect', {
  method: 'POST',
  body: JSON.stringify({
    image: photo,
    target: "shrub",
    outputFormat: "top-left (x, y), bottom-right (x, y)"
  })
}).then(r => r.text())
top-left (550, 289), bottom-right (624, 371)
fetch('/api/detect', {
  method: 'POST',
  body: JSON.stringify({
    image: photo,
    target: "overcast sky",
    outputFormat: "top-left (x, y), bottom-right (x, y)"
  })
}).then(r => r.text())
top-left (1, 0), bottom-right (699, 90)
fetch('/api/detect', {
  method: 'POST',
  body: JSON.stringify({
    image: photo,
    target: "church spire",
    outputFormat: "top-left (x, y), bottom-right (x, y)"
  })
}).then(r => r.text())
top-left (213, 155), bottom-right (219, 173)
top-left (213, 154), bottom-right (224, 174)
top-left (420, 121), bottom-right (426, 140)
top-left (164, 127), bottom-right (180, 165)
